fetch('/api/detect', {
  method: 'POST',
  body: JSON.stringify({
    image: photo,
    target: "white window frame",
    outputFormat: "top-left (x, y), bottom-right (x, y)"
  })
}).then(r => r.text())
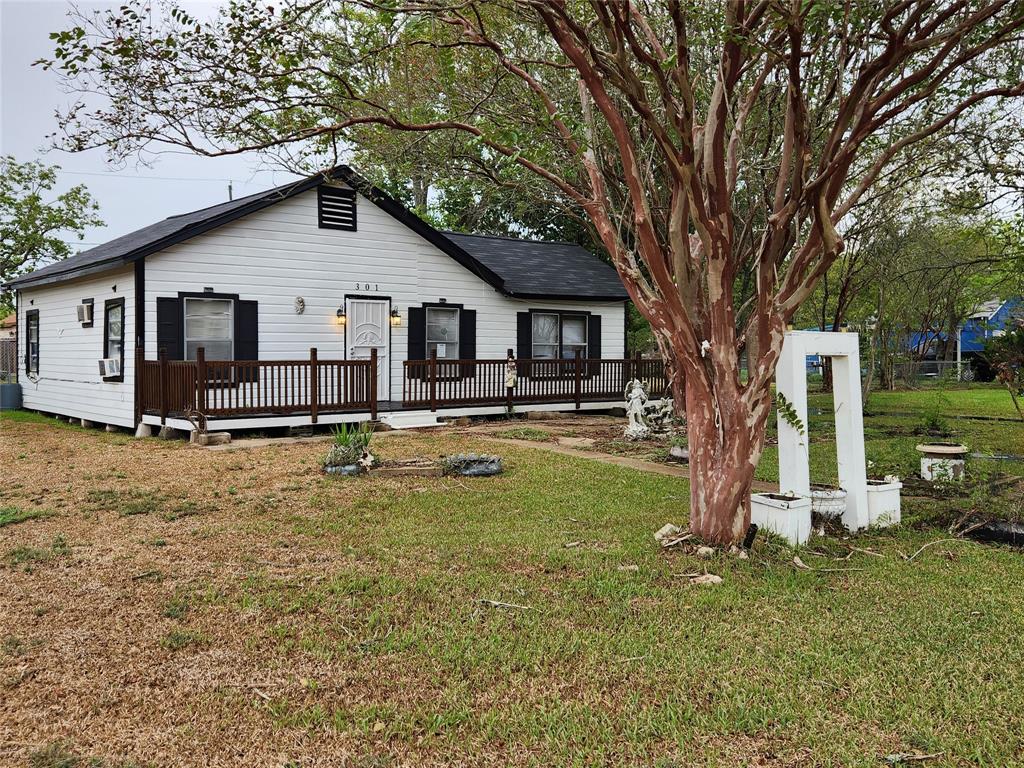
top-left (560, 314), bottom-right (588, 359)
top-left (531, 312), bottom-right (559, 359)
top-left (184, 297), bottom-right (235, 361)
top-left (531, 311), bottom-right (589, 359)
top-left (426, 306), bottom-right (460, 360)
top-left (26, 310), bottom-right (39, 375)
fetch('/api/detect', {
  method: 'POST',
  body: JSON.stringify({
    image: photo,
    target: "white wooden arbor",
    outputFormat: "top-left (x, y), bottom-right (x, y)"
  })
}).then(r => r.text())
top-left (775, 331), bottom-right (870, 531)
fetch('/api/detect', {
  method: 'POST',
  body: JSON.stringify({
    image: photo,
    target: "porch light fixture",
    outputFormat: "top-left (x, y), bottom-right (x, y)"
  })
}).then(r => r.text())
top-left (390, 308), bottom-right (402, 327)
top-left (336, 307), bottom-right (346, 326)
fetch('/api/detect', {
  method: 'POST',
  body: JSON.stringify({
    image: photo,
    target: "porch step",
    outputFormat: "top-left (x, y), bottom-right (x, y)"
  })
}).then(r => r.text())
top-left (379, 412), bottom-right (443, 430)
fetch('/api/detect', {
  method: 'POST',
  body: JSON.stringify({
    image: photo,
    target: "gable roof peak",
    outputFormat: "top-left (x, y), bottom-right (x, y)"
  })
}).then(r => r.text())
top-left (6, 164), bottom-right (626, 301)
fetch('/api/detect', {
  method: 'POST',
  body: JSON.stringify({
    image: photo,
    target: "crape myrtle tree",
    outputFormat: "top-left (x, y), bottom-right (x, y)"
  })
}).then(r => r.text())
top-left (42, 1), bottom-right (1024, 544)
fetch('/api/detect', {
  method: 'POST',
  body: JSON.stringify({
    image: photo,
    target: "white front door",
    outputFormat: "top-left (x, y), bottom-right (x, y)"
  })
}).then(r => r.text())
top-left (346, 298), bottom-right (390, 401)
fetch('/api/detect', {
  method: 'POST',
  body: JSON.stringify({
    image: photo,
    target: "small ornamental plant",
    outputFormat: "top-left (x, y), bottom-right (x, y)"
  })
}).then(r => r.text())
top-left (323, 422), bottom-right (374, 472)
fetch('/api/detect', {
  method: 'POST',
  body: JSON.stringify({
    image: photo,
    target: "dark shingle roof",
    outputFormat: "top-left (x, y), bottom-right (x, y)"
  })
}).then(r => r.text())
top-left (7, 166), bottom-right (627, 302)
top-left (443, 232), bottom-right (627, 300)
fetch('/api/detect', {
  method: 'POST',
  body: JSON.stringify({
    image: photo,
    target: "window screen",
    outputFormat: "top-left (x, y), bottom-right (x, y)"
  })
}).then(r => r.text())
top-left (184, 298), bottom-right (233, 360)
top-left (561, 316), bottom-right (587, 359)
top-left (26, 311), bottom-right (39, 374)
top-left (531, 313), bottom-right (559, 359)
top-left (426, 306), bottom-right (459, 360)
top-left (104, 300), bottom-right (124, 365)
top-left (532, 312), bottom-right (587, 359)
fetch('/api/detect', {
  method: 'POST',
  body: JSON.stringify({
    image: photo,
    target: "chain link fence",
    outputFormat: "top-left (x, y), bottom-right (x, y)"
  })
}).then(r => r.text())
top-left (889, 359), bottom-right (977, 384)
top-left (0, 339), bottom-right (16, 382)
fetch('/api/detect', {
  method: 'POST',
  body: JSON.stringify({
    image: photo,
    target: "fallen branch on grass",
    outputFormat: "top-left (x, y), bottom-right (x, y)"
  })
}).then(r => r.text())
top-left (848, 546), bottom-right (885, 558)
top-left (479, 599), bottom-right (534, 611)
top-left (883, 751), bottom-right (945, 764)
top-left (904, 539), bottom-right (970, 563)
top-left (793, 556), bottom-right (864, 574)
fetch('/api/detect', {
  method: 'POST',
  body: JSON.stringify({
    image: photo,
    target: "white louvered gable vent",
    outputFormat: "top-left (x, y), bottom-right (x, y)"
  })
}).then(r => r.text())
top-left (318, 185), bottom-right (357, 231)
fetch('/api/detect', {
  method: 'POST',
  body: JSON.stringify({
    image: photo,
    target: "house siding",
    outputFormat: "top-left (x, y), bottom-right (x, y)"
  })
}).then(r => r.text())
top-left (16, 265), bottom-right (135, 427)
top-left (143, 187), bottom-right (626, 402)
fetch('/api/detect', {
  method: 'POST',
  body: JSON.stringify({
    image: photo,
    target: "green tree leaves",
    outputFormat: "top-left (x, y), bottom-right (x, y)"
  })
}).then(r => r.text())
top-left (0, 157), bottom-right (102, 310)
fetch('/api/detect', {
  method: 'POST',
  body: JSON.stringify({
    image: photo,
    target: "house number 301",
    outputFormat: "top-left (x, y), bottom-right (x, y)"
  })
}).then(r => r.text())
top-left (354, 283), bottom-right (380, 292)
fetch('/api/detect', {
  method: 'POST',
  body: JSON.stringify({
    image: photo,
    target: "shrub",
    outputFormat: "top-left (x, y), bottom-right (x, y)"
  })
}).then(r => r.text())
top-left (918, 391), bottom-right (952, 435)
top-left (323, 422), bottom-right (374, 468)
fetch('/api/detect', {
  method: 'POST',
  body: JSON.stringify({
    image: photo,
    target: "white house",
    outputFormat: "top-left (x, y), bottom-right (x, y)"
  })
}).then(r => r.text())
top-left (7, 166), bottom-right (657, 434)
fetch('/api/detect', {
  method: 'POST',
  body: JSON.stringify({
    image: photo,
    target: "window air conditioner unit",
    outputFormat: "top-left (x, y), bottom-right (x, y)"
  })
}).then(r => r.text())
top-left (77, 303), bottom-right (93, 325)
top-left (98, 358), bottom-right (121, 378)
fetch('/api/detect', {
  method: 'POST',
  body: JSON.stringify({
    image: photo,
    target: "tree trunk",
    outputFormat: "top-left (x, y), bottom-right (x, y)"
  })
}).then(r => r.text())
top-left (683, 373), bottom-right (769, 546)
top-left (411, 174), bottom-right (429, 214)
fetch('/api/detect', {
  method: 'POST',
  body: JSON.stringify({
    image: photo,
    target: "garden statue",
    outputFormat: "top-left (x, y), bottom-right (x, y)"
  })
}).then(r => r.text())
top-left (646, 396), bottom-right (678, 433)
top-left (624, 378), bottom-right (651, 440)
top-left (505, 352), bottom-right (517, 389)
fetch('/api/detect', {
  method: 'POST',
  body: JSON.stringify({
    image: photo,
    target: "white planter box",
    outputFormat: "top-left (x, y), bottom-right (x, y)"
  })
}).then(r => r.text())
top-left (751, 492), bottom-right (812, 546)
top-left (866, 478), bottom-right (902, 527)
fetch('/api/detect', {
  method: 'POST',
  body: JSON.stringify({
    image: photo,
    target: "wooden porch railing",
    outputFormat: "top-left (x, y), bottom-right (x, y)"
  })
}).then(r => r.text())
top-left (138, 347), bottom-right (377, 423)
top-left (401, 351), bottom-right (667, 411)
top-left (137, 346), bottom-right (668, 423)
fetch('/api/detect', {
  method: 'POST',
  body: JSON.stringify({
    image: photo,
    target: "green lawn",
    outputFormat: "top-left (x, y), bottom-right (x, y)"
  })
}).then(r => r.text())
top-left (758, 386), bottom-right (1024, 492)
top-left (2, 396), bottom-right (1024, 766)
top-left (829, 383), bottom-right (1019, 420)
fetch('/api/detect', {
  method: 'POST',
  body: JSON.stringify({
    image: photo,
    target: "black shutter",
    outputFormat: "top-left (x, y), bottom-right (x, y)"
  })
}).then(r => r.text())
top-left (156, 297), bottom-right (183, 360)
top-left (587, 314), bottom-right (602, 376)
top-left (407, 306), bottom-right (426, 380)
top-left (235, 300), bottom-right (258, 360)
top-left (234, 300), bottom-right (258, 383)
top-left (459, 308), bottom-right (477, 378)
top-left (516, 311), bottom-right (531, 375)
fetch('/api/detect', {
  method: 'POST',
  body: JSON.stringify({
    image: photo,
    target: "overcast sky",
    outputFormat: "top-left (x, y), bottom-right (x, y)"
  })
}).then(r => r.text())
top-left (0, 0), bottom-right (302, 250)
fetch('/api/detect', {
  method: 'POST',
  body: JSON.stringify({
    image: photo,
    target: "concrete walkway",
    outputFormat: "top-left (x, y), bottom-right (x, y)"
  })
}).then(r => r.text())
top-left (471, 434), bottom-right (777, 491)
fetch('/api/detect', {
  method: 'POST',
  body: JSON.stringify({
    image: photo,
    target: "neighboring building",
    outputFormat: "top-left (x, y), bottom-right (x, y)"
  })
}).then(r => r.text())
top-left (958, 297), bottom-right (1023, 353)
top-left (0, 313), bottom-right (15, 340)
top-left (5, 166), bottom-right (655, 434)
top-left (906, 297), bottom-right (1023, 378)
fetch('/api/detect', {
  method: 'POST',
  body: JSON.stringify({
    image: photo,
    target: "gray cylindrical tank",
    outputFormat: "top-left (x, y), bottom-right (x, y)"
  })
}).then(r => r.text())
top-left (0, 382), bottom-right (22, 410)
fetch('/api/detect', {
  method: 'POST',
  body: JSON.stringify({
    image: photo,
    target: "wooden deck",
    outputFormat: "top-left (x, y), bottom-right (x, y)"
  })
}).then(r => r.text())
top-left (137, 348), bottom-right (667, 425)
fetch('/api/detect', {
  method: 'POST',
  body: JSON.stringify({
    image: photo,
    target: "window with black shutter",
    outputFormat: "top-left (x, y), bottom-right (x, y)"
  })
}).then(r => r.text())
top-left (406, 303), bottom-right (476, 379)
top-left (317, 186), bottom-right (357, 231)
top-left (517, 309), bottom-right (600, 378)
top-left (155, 294), bottom-right (257, 367)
